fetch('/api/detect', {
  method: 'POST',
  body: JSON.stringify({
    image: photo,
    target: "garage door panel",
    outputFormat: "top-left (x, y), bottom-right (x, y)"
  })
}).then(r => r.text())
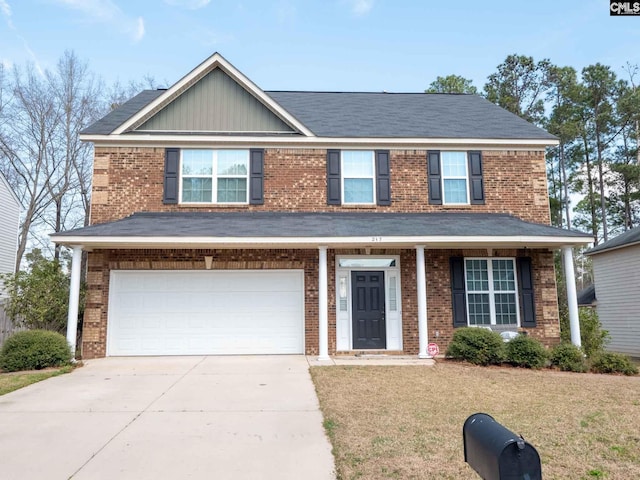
top-left (108, 270), bottom-right (304, 356)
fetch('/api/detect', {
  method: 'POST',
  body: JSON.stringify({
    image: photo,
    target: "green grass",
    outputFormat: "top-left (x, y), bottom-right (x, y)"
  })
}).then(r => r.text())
top-left (0, 366), bottom-right (73, 396)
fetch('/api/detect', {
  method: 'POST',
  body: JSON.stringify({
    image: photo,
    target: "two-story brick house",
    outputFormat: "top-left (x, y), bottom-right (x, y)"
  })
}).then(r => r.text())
top-left (52, 53), bottom-right (591, 359)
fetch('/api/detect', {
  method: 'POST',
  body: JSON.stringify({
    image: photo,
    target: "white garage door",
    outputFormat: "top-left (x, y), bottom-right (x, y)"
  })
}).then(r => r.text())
top-left (107, 270), bottom-right (304, 356)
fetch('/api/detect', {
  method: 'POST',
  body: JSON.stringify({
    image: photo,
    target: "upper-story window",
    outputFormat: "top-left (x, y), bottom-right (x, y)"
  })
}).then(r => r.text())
top-left (441, 152), bottom-right (469, 204)
top-left (342, 151), bottom-right (376, 204)
top-left (326, 149), bottom-right (391, 206)
top-left (181, 150), bottom-right (249, 203)
top-left (427, 150), bottom-right (484, 206)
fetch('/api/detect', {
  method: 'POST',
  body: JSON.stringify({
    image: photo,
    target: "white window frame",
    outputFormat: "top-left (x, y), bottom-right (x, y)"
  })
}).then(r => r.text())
top-left (179, 149), bottom-right (249, 204)
top-left (464, 257), bottom-right (520, 327)
top-left (441, 151), bottom-right (470, 205)
top-left (341, 150), bottom-right (376, 205)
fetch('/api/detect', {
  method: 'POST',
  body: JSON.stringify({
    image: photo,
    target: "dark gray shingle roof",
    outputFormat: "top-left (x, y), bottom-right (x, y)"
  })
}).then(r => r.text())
top-left (81, 90), bottom-right (165, 135)
top-left (267, 92), bottom-right (556, 140)
top-left (586, 226), bottom-right (640, 255)
top-left (81, 88), bottom-right (556, 140)
top-left (54, 212), bottom-right (589, 239)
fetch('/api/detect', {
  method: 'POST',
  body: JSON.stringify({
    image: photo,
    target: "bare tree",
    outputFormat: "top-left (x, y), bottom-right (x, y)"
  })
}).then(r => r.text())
top-left (45, 51), bottom-right (102, 259)
top-left (0, 63), bottom-right (61, 271)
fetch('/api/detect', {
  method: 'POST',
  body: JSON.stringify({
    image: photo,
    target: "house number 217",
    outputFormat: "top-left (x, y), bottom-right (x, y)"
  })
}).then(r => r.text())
top-left (371, 237), bottom-right (383, 242)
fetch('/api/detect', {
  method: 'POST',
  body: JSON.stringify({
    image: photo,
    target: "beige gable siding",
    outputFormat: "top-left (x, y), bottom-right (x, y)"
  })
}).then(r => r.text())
top-left (137, 68), bottom-right (294, 133)
top-left (592, 244), bottom-right (640, 356)
top-left (0, 175), bottom-right (20, 296)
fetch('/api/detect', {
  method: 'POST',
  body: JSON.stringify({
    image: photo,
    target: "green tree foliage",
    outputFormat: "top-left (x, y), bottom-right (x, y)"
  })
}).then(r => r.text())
top-left (0, 249), bottom-right (85, 333)
top-left (483, 54), bottom-right (551, 125)
top-left (426, 75), bottom-right (478, 94)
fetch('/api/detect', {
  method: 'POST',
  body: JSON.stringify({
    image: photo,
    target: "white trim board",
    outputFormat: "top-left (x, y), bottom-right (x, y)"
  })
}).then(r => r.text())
top-left (51, 234), bottom-right (594, 250)
top-left (80, 134), bottom-right (558, 150)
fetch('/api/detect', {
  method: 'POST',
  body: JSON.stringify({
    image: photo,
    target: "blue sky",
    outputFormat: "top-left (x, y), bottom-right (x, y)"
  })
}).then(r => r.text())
top-left (0, 0), bottom-right (638, 93)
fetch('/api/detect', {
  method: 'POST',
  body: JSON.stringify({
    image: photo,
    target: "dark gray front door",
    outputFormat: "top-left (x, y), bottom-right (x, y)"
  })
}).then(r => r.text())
top-left (351, 271), bottom-right (386, 349)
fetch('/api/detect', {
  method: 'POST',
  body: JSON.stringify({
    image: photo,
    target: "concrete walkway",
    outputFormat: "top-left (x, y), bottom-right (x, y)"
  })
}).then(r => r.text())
top-left (0, 356), bottom-right (335, 480)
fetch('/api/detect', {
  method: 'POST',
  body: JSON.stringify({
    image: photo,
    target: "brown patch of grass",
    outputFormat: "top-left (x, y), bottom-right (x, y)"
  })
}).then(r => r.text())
top-left (0, 366), bottom-right (73, 396)
top-left (310, 363), bottom-right (640, 480)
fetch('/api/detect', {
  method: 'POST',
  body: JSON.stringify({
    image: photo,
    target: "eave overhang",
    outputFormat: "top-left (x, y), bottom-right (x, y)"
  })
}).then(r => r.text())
top-left (78, 134), bottom-right (559, 150)
top-left (50, 234), bottom-right (592, 251)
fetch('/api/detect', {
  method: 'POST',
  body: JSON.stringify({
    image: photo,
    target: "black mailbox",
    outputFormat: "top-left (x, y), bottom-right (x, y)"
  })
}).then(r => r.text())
top-left (463, 413), bottom-right (541, 480)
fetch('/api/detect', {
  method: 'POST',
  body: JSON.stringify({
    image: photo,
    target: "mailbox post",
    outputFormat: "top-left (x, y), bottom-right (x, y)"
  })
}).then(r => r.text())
top-left (463, 413), bottom-right (542, 480)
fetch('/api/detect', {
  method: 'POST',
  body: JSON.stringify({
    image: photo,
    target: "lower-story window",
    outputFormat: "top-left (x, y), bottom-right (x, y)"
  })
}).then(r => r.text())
top-left (465, 258), bottom-right (518, 326)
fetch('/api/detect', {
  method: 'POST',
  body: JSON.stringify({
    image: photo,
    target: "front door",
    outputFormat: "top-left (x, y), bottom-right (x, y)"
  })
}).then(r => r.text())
top-left (351, 271), bottom-right (386, 349)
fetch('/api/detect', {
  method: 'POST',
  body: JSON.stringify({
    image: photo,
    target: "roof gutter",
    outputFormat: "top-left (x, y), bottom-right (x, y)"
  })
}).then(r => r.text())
top-left (51, 234), bottom-right (593, 250)
top-left (78, 134), bottom-right (559, 150)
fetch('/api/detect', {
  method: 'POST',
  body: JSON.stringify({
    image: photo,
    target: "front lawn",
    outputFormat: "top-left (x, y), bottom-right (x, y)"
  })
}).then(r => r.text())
top-left (0, 366), bottom-right (73, 396)
top-left (310, 363), bottom-right (640, 480)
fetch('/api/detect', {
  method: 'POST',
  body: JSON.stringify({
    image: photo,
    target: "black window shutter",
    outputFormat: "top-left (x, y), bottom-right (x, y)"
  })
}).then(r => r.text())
top-left (327, 149), bottom-right (341, 205)
top-left (468, 151), bottom-right (484, 204)
top-left (375, 150), bottom-right (391, 206)
top-left (163, 148), bottom-right (179, 204)
top-left (517, 257), bottom-right (536, 327)
top-left (249, 149), bottom-right (264, 205)
top-left (450, 256), bottom-right (467, 328)
top-left (427, 150), bottom-right (442, 205)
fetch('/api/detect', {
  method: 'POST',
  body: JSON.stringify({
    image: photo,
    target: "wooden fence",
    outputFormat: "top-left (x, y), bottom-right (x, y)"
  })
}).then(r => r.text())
top-left (0, 301), bottom-right (23, 347)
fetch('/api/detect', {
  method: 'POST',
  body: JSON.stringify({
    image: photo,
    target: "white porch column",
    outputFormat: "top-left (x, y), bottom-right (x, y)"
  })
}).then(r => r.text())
top-left (66, 246), bottom-right (83, 359)
top-left (318, 246), bottom-right (330, 361)
top-left (562, 246), bottom-right (581, 347)
top-left (416, 245), bottom-right (430, 359)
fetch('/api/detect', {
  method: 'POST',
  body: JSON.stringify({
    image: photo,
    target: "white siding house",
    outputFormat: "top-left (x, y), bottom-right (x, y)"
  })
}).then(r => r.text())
top-left (586, 228), bottom-right (640, 357)
top-left (0, 172), bottom-right (20, 297)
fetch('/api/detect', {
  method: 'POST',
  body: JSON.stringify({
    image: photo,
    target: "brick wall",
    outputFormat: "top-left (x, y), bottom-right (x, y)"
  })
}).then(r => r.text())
top-left (90, 147), bottom-right (551, 225)
top-left (82, 247), bottom-right (559, 359)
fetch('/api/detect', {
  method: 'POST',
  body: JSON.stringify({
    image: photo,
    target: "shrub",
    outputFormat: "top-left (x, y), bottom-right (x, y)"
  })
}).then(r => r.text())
top-left (550, 342), bottom-right (587, 373)
top-left (0, 330), bottom-right (72, 372)
top-left (505, 334), bottom-right (548, 369)
top-left (560, 307), bottom-right (609, 359)
top-left (590, 352), bottom-right (638, 376)
top-left (445, 327), bottom-right (505, 366)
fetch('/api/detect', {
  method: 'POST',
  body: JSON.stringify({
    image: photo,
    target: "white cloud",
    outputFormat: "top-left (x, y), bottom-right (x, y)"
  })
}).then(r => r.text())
top-left (52, 0), bottom-right (145, 42)
top-left (164, 0), bottom-right (211, 9)
top-left (0, 0), bottom-right (14, 29)
top-left (350, 0), bottom-right (373, 16)
top-left (0, 0), bottom-right (11, 17)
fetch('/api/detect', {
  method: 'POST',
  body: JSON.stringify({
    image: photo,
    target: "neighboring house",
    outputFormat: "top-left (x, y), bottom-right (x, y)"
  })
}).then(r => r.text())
top-left (585, 228), bottom-right (640, 357)
top-left (0, 171), bottom-right (20, 297)
top-left (51, 53), bottom-right (592, 360)
top-left (577, 284), bottom-right (597, 308)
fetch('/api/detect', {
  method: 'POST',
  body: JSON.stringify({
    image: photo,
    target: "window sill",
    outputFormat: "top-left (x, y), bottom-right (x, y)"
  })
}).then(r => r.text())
top-left (340, 204), bottom-right (377, 209)
top-left (441, 204), bottom-right (472, 209)
top-left (179, 203), bottom-right (250, 208)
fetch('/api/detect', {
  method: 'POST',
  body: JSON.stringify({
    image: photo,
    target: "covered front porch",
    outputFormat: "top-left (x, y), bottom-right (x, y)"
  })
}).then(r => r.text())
top-left (51, 212), bottom-right (593, 359)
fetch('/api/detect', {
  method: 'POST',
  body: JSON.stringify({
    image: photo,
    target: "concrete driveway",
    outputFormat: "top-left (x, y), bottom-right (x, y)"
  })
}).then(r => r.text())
top-left (0, 356), bottom-right (335, 480)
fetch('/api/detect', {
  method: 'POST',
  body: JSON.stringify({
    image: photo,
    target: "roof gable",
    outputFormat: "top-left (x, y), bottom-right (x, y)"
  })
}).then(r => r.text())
top-left (137, 67), bottom-right (295, 133)
top-left (112, 53), bottom-right (313, 136)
